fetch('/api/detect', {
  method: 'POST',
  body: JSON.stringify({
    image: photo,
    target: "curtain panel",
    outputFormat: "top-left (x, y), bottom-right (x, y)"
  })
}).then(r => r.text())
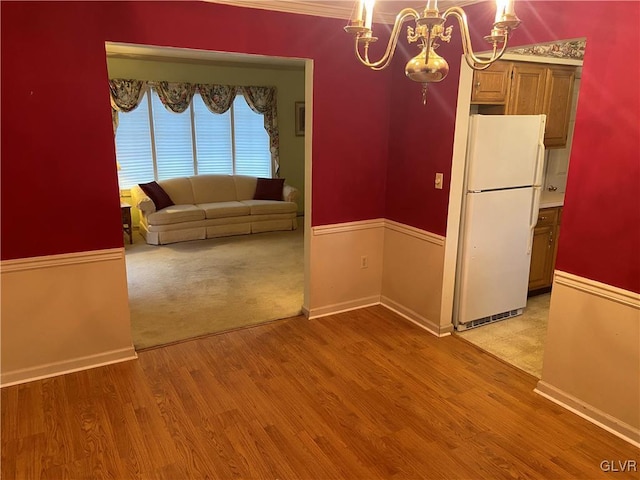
top-left (109, 78), bottom-right (147, 133)
top-left (240, 86), bottom-right (280, 176)
top-left (109, 79), bottom-right (280, 175)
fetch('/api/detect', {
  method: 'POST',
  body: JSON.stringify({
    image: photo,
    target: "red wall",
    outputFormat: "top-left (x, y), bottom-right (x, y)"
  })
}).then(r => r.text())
top-left (2, 1), bottom-right (638, 293)
top-left (385, 37), bottom-right (463, 235)
top-left (0, 1), bottom-right (392, 260)
top-left (385, 1), bottom-right (640, 293)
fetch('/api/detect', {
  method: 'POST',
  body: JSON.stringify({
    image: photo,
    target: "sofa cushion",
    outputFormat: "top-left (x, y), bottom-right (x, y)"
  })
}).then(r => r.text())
top-left (157, 177), bottom-right (196, 205)
top-left (196, 201), bottom-right (251, 219)
top-left (138, 181), bottom-right (174, 211)
top-left (253, 177), bottom-right (285, 201)
top-left (241, 199), bottom-right (297, 215)
top-left (190, 175), bottom-right (238, 204)
top-left (146, 204), bottom-right (206, 226)
top-left (233, 175), bottom-right (259, 201)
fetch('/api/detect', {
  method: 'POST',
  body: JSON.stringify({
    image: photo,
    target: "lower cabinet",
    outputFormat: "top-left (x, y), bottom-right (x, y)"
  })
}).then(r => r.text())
top-left (528, 206), bottom-right (562, 292)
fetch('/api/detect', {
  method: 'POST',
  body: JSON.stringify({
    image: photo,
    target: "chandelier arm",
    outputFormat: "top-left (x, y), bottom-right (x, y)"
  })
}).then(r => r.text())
top-left (443, 7), bottom-right (510, 68)
top-left (462, 43), bottom-right (502, 71)
top-left (354, 8), bottom-right (420, 70)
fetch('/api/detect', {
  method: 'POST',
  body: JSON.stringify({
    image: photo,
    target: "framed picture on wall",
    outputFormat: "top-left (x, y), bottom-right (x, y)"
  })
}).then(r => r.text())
top-left (295, 102), bottom-right (305, 136)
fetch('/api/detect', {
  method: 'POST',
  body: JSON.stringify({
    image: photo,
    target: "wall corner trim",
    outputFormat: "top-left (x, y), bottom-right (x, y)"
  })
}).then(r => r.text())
top-left (554, 271), bottom-right (640, 309)
top-left (535, 381), bottom-right (640, 448)
top-left (385, 220), bottom-right (445, 246)
top-left (381, 296), bottom-right (452, 337)
top-left (307, 296), bottom-right (382, 319)
top-left (312, 218), bottom-right (445, 246)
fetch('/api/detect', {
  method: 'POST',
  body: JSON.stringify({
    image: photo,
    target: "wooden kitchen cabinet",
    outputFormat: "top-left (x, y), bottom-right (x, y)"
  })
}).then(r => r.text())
top-left (470, 61), bottom-right (513, 104)
top-left (472, 61), bottom-right (576, 148)
top-left (505, 62), bottom-right (547, 115)
top-left (542, 65), bottom-right (576, 148)
top-left (528, 206), bottom-right (562, 292)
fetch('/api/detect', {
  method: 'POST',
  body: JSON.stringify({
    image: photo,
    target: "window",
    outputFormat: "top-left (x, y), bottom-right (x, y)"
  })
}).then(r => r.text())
top-left (115, 88), bottom-right (271, 190)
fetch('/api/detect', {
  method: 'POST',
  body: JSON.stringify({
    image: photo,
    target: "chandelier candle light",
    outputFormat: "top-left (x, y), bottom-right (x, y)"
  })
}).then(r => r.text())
top-left (344, 0), bottom-right (521, 103)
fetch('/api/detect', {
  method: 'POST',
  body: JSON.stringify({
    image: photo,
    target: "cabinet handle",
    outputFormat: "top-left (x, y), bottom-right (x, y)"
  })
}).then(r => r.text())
top-left (475, 82), bottom-right (481, 88)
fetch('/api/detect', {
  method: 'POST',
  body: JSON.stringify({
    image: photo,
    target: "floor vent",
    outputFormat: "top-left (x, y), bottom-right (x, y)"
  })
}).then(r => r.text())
top-left (456, 308), bottom-right (523, 331)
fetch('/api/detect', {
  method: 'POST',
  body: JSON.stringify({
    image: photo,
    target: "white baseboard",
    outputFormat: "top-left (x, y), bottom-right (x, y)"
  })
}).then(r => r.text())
top-left (381, 296), bottom-right (451, 337)
top-left (535, 381), bottom-right (640, 448)
top-left (1, 347), bottom-right (138, 388)
top-left (307, 295), bottom-right (382, 319)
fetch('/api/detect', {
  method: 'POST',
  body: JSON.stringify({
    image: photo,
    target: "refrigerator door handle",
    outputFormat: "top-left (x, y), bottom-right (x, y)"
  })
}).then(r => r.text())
top-left (527, 186), bottom-right (542, 254)
top-left (533, 140), bottom-right (545, 187)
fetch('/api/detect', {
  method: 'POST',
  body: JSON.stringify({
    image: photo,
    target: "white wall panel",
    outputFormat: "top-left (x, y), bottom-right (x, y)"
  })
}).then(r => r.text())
top-left (1, 249), bottom-right (136, 386)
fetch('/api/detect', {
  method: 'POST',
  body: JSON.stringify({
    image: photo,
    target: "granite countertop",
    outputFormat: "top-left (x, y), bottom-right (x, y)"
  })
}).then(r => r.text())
top-left (539, 190), bottom-right (565, 208)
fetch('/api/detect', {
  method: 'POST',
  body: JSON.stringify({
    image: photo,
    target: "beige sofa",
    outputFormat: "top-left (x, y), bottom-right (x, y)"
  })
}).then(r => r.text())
top-left (130, 175), bottom-right (299, 245)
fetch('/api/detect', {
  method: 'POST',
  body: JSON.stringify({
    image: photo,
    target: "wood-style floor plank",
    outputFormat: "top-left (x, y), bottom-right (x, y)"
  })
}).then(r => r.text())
top-left (2, 305), bottom-right (638, 479)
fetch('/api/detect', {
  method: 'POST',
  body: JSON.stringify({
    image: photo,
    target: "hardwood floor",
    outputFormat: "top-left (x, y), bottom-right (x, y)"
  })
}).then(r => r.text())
top-left (2, 306), bottom-right (638, 479)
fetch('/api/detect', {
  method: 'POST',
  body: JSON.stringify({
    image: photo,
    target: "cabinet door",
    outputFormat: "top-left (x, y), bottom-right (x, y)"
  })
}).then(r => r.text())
top-left (528, 207), bottom-right (558, 291)
top-left (471, 62), bottom-right (512, 104)
top-left (528, 225), bottom-right (554, 290)
top-left (506, 62), bottom-right (547, 115)
top-left (543, 65), bottom-right (576, 148)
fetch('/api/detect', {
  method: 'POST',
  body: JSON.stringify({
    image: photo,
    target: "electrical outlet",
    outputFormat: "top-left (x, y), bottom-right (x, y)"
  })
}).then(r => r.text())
top-left (435, 172), bottom-right (444, 189)
top-left (361, 256), bottom-right (368, 269)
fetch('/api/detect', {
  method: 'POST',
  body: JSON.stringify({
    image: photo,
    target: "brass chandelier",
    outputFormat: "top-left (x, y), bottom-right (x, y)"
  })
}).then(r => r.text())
top-left (344, 0), bottom-right (521, 103)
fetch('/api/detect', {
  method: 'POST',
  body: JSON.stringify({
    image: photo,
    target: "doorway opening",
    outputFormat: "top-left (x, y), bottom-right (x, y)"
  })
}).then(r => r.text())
top-left (106, 42), bottom-right (312, 350)
top-left (443, 39), bottom-right (586, 377)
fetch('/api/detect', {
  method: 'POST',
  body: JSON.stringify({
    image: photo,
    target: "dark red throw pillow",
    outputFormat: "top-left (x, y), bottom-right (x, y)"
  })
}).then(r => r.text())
top-left (139, 181), bottom-right (174, 210)
top-left (253, 178), bottom-right (285, 201)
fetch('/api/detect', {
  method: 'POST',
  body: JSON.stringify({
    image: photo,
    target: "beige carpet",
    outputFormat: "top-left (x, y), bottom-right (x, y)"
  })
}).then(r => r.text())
top-left (124, 227), bottom-right (304, 349)
top-left (456, 293), bottom-right (551, 377)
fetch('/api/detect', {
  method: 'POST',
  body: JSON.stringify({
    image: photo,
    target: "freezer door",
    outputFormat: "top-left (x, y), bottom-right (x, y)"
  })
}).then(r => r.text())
top-left (467, 115), bottom-right (546, 191)
top-left (457, 187), bottom-right (534, 326)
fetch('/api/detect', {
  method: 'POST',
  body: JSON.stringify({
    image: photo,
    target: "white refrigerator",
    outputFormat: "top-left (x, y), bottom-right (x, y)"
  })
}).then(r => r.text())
top-left (455, 114), bottom-right (546, 331)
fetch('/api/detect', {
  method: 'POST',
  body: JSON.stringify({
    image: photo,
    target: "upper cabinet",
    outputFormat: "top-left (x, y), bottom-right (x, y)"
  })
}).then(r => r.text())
top-left (542, 65), bottom-right (576, 148)
top-left (506, 63), bottom-right (547, 115)
top-left (471, 61), bottom-right (512, 104)
top-left (471, 61), bottom-right (576, 148)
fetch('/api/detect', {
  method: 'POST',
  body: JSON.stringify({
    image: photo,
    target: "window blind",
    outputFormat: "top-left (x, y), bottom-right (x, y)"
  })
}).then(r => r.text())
top-left (151, 91), bottom-right (195, 180)
top-left (114, 92), bottom-right (155, 188)
top-left (115, 89), bottom-right (271, 190)
top-left (193, 94), bottom-right (233, 175)
top-left (233, 97), bottom-right (272, 177)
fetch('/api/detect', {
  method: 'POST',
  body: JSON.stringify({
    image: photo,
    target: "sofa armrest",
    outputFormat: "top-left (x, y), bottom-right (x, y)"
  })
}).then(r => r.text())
top-left (283, 184), bottom-right (300, 204)
top-left (130, 185), bottom-right (156, 216)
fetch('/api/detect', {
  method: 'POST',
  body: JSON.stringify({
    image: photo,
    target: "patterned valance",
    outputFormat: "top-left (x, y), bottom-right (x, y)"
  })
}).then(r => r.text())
top-left (155, 82), bottom-right (197, 113)
top-left (109, 79), bottom-right (280, 174)
top-left (198, 84), bottom-right (238, 114)
top-left (508, 39), bottom-right (586, 61)
top-left (109, 79), bottom-right (146, 112)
